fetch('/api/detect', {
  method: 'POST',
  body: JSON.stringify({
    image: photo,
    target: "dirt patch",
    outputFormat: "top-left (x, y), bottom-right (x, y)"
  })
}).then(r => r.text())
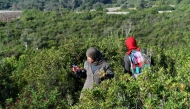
top-left (0, 11), bottom-right (22, 22)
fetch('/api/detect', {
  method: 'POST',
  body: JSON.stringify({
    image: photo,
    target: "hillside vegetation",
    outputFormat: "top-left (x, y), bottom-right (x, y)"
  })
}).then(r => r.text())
top-left (0, 3), bottom-right (190, 109)
top-left (1, 0), bottom-right (190, 11)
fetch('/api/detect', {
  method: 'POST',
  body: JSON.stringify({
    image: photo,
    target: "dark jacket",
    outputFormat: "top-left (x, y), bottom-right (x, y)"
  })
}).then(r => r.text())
top-left (124, 54), bottom-right (132, 75)
top-left (82, 60), bottom-right (114, 89)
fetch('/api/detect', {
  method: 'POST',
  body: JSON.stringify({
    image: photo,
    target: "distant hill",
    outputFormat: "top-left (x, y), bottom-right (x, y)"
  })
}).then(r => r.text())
top-left (0, 0), bottom-right (189, 11)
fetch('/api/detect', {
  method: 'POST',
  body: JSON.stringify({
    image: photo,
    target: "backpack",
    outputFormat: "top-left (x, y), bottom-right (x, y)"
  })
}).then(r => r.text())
top-left (128, 49), bottom-right (151, 77)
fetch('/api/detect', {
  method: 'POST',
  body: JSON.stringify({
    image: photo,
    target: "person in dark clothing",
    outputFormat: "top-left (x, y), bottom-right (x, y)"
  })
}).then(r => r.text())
top-left (79, 47), bottom-right (114, 98)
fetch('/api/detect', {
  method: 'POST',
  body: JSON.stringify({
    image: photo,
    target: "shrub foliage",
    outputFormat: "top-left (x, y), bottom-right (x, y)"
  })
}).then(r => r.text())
top-left (0, 6), bottom-right (190, 109)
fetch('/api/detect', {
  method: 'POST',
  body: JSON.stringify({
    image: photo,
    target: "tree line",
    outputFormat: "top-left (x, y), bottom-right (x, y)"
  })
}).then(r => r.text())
top-left (0, 0), bottom-right (190, 11)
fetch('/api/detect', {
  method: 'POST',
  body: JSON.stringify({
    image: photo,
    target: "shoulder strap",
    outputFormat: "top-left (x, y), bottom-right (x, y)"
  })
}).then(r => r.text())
top-left (128, 51), bottom-right (137, 74)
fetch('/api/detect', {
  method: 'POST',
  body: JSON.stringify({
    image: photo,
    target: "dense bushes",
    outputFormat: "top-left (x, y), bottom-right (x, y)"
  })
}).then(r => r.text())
top-left (0, 6), bottom-right (190, 108)
top-left (0, 37), bottom-right (189, 108)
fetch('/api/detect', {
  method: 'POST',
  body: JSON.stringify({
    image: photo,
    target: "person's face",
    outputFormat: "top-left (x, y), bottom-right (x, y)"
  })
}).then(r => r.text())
top-left (87, 56), bottom-right (94, 63)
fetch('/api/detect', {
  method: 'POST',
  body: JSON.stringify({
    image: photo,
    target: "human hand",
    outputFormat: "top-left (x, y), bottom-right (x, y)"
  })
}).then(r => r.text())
top-left (98, 70), bottom-right (106, 79)
top-left (72, 64), bottom-right (82, 74)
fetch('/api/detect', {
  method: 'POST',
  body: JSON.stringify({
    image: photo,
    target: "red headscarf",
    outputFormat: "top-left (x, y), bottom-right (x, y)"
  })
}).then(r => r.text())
top-left (125, 36), bottom-right (140, 55)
